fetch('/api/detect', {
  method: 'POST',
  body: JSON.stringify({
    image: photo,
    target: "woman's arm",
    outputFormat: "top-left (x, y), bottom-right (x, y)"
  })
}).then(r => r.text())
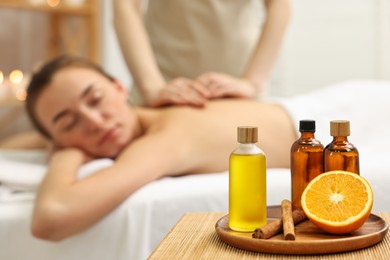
top-left (113, 0), bottom-right (165, 101)
top-left (113, 0), bottom-right (210, 107)
top-left (197, 0), bottom-right (291, 99)
top-left (0, 131), bottom-right (49, 149)
top-left (242, 0), bottom-right (291, 93)
top-left (30, 132), bottom-right (182, 241)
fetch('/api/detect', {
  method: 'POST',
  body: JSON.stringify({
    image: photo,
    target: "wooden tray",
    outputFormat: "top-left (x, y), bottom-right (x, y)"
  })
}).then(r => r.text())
top-left (215, 206), bottom-right (388, 255)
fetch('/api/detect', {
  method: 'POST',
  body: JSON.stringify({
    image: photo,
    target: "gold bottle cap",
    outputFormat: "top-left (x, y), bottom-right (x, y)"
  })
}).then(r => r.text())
top-left (237, 126), bottom-right (258, 143)
top-left (330, 120), bottom-right (350, 137)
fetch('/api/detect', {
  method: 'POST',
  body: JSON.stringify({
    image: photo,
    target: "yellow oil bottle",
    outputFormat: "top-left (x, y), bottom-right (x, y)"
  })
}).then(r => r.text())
top-left (229, 126), bottom-right (267, 232)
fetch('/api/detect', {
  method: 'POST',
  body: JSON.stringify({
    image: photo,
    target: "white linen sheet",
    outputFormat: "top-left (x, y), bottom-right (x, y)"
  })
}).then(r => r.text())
top-left (1, 149), bottom-right (389, 260)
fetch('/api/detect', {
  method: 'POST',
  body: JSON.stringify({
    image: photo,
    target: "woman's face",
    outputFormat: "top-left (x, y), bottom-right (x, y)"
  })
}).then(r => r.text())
top-left (35, 67), bottom-right (138, 158)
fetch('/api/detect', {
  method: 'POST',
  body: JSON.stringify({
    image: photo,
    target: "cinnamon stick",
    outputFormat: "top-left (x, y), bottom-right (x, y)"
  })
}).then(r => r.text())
top-left (282, 199), bottom-right (295, 240)
top-left (252, 207), bottom-right (307, 239)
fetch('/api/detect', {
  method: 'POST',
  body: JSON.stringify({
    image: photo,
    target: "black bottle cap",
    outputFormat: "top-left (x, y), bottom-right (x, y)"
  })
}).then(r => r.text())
top-left (299, 120), bottom-right (315, 132)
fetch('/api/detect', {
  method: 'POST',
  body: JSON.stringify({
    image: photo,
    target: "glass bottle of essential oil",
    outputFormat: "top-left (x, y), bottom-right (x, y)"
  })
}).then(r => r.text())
top-left (291, 120), bottom-right (324, 210)
top-left (229, 126), bottom-right (267, 232)
top-left (324, 120), bottom-right (359, 174)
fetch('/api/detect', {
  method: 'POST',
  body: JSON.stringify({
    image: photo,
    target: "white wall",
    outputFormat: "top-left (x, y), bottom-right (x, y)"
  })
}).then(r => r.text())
top-left (268, 0), bottom-right (390, 96)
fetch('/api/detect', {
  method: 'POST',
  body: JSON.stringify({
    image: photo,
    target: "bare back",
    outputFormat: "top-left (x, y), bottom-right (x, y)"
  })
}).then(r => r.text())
top-left (135, 99), bottom-right (297, 175)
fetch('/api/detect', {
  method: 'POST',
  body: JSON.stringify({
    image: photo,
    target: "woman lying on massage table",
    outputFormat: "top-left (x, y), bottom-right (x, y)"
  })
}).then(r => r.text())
top-left (4, 56), bottom-right (389, 242)
top-left (11, 56), bottom-right (295, 241)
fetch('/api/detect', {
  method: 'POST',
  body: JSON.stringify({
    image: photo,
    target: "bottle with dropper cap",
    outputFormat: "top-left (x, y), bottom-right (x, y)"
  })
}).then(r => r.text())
top-left (290, 120), bottom-right (324, 210)
top-left (229, 126), bottom-right (267, 232)
top-left (324, 120), bottom-right (360, 174)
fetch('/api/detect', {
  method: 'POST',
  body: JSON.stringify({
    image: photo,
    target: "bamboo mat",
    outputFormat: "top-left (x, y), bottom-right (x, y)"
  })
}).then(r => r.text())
top-left (148, 212), bottom-right (390, 260)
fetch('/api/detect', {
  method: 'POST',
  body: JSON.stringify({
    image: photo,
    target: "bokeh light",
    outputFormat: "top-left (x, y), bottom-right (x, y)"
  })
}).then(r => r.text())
top-left (9, 70), bottom-right (24, 85)
top-left (47, 0), bottom-right (61, 7)
top-left (16, 88), bottom-right (27, 101)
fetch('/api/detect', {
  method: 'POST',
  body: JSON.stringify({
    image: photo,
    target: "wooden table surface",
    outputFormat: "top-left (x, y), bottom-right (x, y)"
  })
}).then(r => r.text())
top-left (148, 212), bottom-right (390, 260)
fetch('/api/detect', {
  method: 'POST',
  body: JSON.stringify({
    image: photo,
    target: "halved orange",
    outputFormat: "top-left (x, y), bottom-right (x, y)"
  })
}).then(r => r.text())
top-left (301, 170), bottom-right (373, 234)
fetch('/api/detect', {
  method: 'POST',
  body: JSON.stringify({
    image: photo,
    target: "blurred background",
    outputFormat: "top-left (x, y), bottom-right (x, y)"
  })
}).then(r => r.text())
top-left (0, 0), bottom-right (390, 139)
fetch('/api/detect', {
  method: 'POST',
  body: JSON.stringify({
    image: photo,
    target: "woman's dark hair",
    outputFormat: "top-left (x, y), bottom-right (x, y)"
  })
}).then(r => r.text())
top-left (26, 55), bottom-right (115, 138)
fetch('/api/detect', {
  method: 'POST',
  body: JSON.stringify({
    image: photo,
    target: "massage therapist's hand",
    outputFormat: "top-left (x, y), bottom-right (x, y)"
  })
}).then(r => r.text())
top-left (196, 72), bottom-right (257, 99)
top-left (145, 77), bottom-right (211, 107)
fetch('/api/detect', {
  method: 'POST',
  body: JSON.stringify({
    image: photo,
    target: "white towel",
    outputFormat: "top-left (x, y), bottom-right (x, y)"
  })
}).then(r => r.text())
top-left (0, 149), bottom-right (114, 201)
top-left (276, 80), bottom-right (390, 147)
top-left (0, 150), bottom-right (48, 192)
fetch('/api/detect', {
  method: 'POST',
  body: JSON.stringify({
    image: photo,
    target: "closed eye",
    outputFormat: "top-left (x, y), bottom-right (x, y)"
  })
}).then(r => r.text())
top-left (64, 117), bottom-right (79, 131)
top-left (88, 89), bottom-right (103, 106)
top-left (58, 115), bottom-right (79, 132)
top-left (89, 97), bottom-right (101, 106)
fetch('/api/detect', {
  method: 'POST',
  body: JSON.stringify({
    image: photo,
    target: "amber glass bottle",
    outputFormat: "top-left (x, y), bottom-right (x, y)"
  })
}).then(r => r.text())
top-left (290, 120), bottom-right (324, 210)
top-left (324, 120), bottom-right (359, 174)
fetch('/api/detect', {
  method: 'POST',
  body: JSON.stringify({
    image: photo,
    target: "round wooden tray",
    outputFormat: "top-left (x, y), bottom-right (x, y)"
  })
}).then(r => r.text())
top-left (215, 206), bottom-right (388, 255)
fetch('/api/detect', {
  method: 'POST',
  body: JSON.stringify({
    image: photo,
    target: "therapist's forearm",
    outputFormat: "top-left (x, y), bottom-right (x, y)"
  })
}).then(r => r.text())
top-left (113, 0), bottom-right (165, 96)
top-left (243, 0), bottom-right (291, 90)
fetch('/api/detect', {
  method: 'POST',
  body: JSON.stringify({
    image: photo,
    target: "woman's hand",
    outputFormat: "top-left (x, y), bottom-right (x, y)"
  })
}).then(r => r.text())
top-left (50, 147), bottom-right (94, 165)
top-left (144, 73), bottom-right (259, 107)
top-left (145, 77), bottom-right (211, 107)
top-left (196, 72), bottom-right (258, 99)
